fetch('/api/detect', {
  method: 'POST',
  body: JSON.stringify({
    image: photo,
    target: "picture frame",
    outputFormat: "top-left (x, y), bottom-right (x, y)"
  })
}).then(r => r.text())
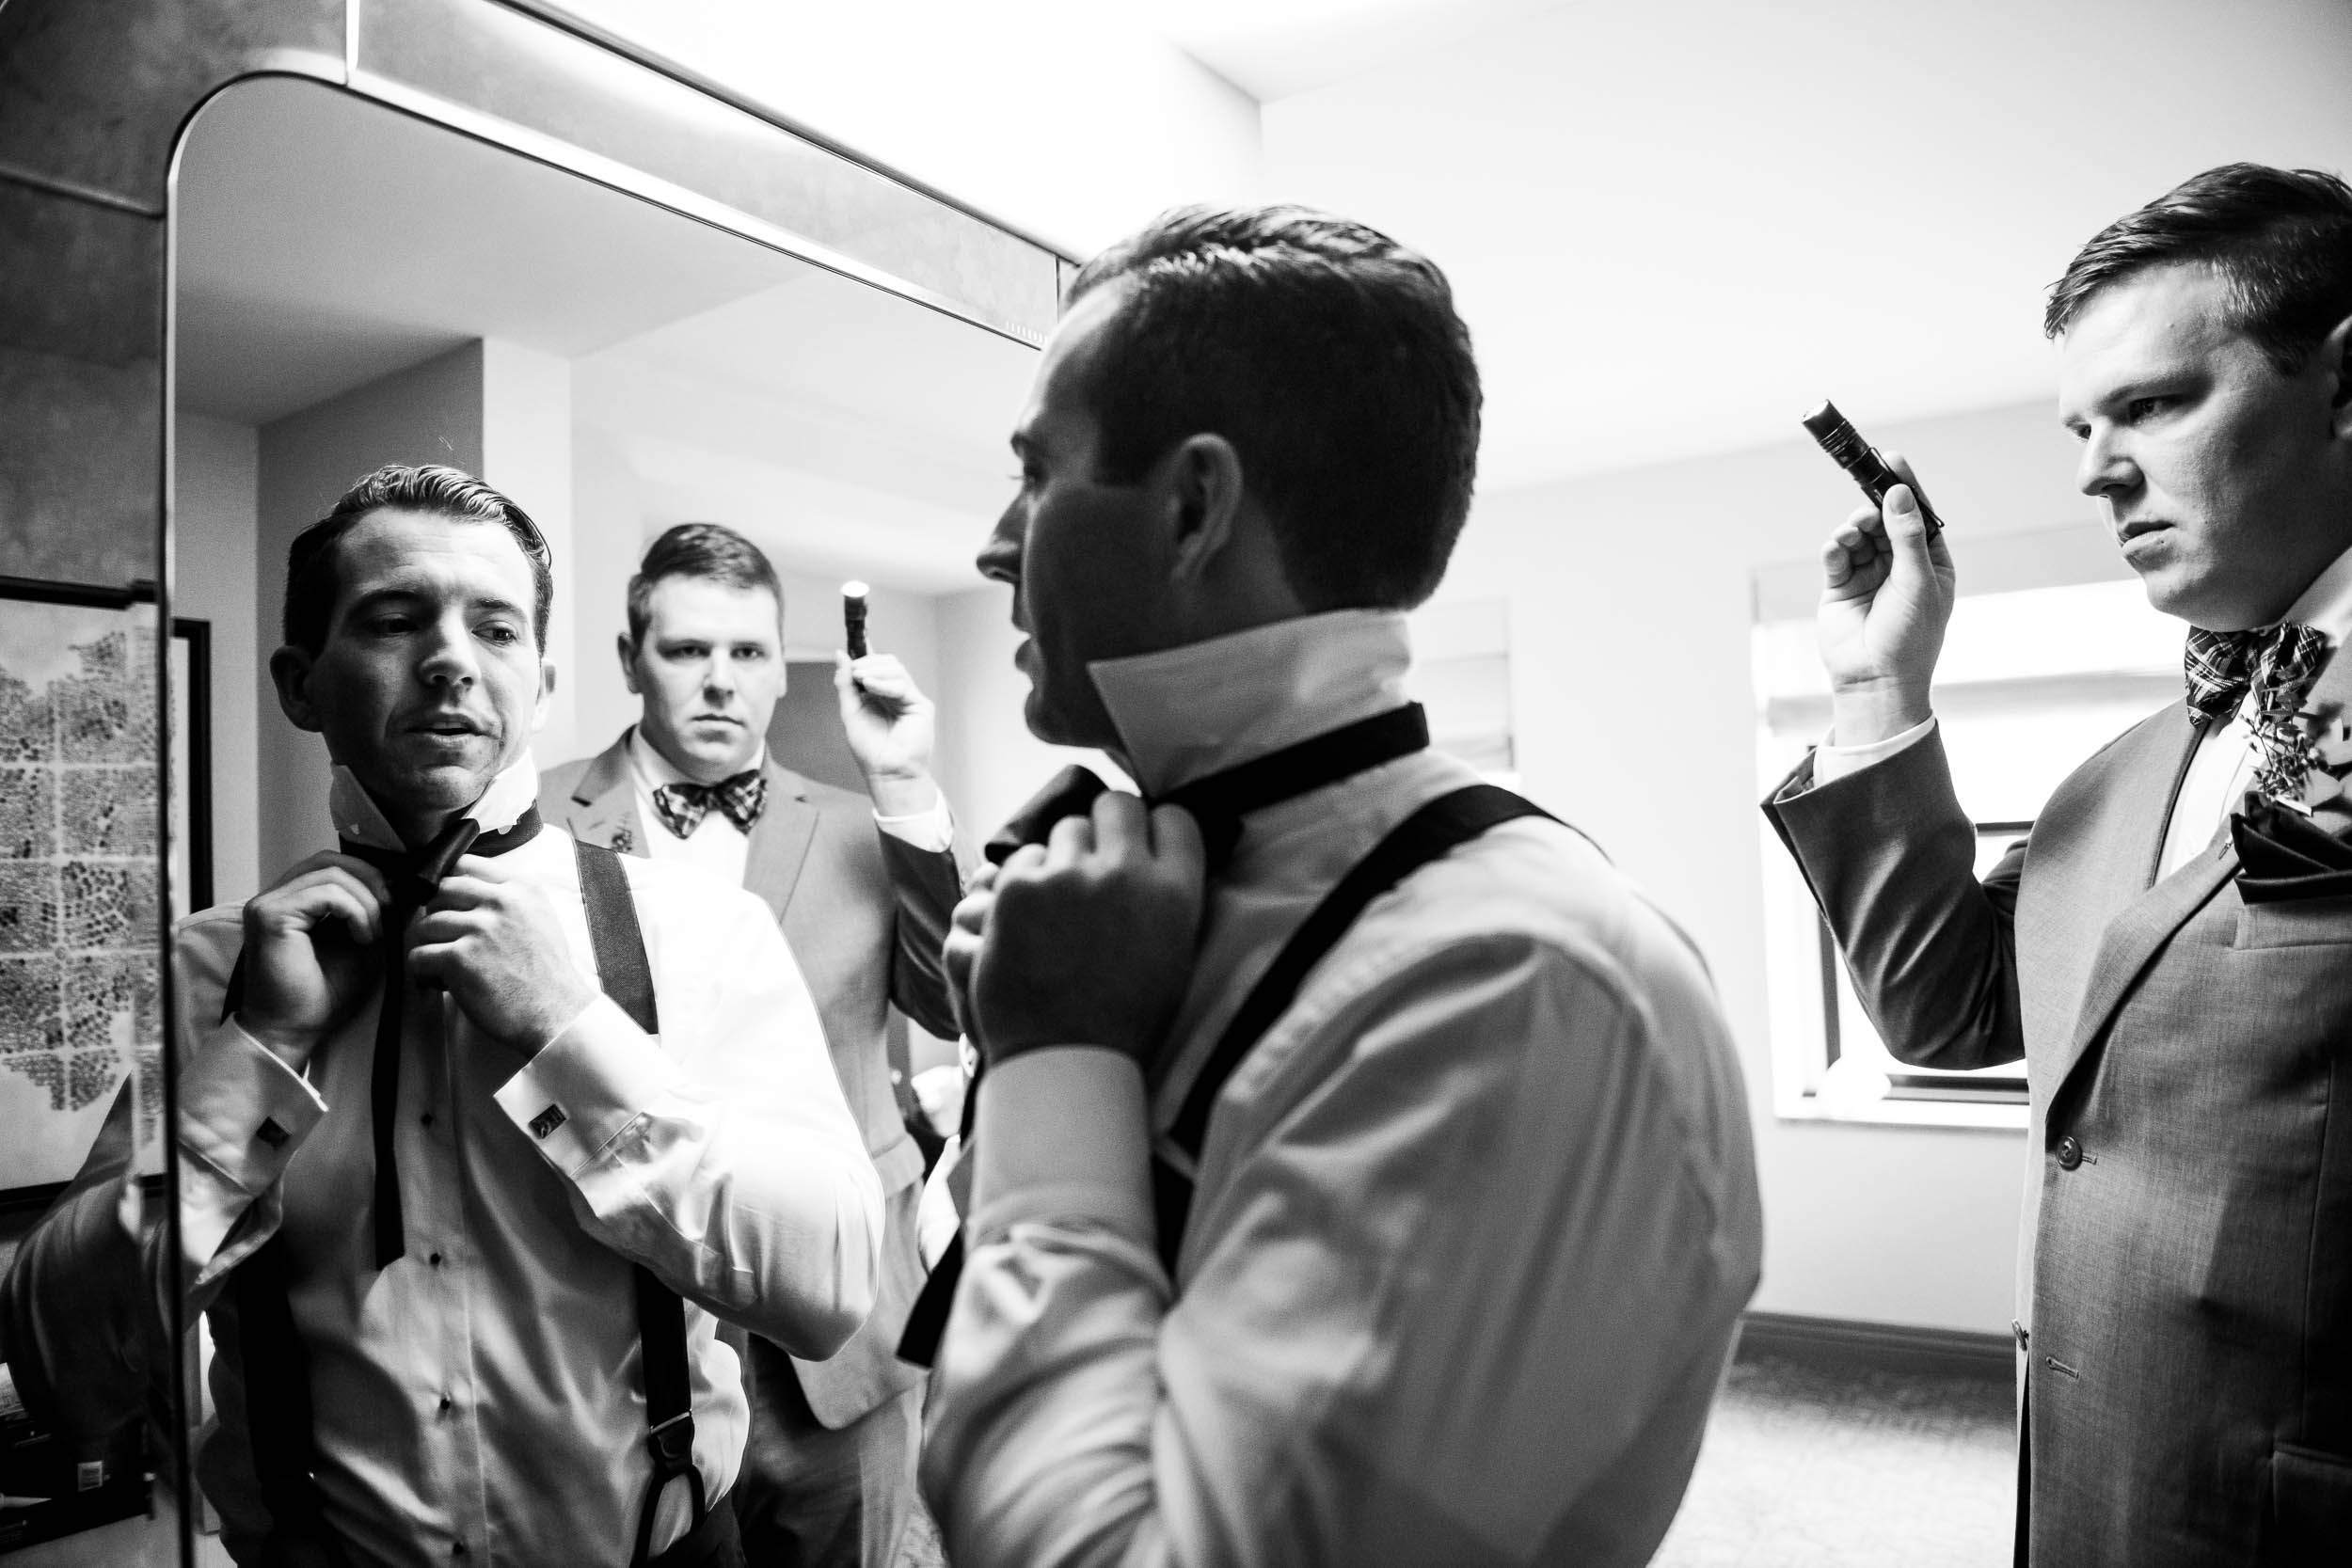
top-left (0, 576), bottom-right (209, 1200)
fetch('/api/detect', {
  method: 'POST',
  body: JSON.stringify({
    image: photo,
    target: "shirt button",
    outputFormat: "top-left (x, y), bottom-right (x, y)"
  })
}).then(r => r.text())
top-left (2055, 1135), bottom-right (2084, 1170)
top-left (420, 1112), bottom-right (435, 1128)
top-left (451, 1544), bottom-right (468, 1558)
top-left (438, 1396), bottom-right (453, 1414)
top-left (428, 1252), bottom-right (443, 1267)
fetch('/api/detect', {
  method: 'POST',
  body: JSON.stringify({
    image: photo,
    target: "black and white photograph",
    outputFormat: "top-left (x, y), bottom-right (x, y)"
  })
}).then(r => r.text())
top-left (2, 2), bottom-right (2349, 1565)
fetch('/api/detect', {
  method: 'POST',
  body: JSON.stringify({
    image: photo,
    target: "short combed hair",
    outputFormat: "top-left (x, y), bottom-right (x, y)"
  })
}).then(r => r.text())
top-left (283, 464), bottom-right (553, 653)
top-left (625, 522), bottom-right (785, 645)
top-left (2045, 163), bottom-right (2352, 372)
top-left (1067, 204), bottom-right (1482, 611)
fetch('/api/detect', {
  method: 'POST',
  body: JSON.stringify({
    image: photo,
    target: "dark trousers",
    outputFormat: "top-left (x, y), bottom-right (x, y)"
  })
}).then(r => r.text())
top-left (730, 1335), bottom-right (921, 1568)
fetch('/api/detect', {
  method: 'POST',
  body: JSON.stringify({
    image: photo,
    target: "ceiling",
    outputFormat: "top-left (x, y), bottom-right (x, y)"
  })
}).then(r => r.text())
top-left (174, 78), bottom-right (1037, 593)
top-left (1218, 0), bottom-right (2352, 492)
top-left (1136, 0), bottom-right (1580, 102)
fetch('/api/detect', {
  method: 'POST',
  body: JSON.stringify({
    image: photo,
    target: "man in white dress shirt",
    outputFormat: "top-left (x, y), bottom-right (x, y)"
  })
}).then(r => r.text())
top-left (1764, 164), bottom-right (2352, 1563)
top-left (46, 464), bottom-right (882, 1567)
top-left (918, 204), bottom-right (1763, 1567)
top-left (541, 523), bottom-right (963, 1568)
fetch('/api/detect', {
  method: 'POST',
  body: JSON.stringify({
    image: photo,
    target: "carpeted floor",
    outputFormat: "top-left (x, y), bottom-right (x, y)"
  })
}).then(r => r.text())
top-left (1652, 1350), bottom-right (2016, 1567)
top-left (902, 1348), bottom-right (2017, 1566)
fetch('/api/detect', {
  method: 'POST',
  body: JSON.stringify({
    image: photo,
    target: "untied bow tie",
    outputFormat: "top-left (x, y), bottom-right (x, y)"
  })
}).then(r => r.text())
top-left (651, 769), bottom-right (767, 838)
top-left (2182, 622), bottom-right (2331, 800)
top-left (337, 807), bottom-right (543, 1267)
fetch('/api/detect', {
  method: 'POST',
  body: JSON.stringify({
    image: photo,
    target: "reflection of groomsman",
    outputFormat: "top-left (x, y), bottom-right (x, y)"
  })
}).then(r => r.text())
top-left (541, 523), bottom-right (964, 1568)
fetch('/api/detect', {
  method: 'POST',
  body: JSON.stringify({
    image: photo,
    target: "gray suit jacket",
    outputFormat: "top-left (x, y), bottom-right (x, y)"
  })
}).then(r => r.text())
top-left (541, 736), bottom-right (964, 1427)
top-left (1764, 656), bottom-right (2352, 1566)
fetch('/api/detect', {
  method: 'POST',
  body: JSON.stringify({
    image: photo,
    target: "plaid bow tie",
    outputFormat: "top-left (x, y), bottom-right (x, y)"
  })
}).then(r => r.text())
top-left (2183, 623), bottom-right (2330, 800)
top-left (651, 769), bottom-right (767, 837)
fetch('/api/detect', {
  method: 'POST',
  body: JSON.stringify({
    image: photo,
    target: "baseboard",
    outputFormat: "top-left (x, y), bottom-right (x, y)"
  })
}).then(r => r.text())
top-left (1737, 1310), bottom-right (2013, 1383)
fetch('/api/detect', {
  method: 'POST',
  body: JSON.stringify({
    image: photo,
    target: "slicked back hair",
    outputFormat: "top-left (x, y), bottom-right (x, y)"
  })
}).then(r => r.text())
top-left (283, 464), bottom-right (552, 653)
top-left (2046, 163), bottom-right (2352, 372)
top-left (625, 522), bottom-right (785, 646)
top-left (1066, 204), bottom-right (1482, 612)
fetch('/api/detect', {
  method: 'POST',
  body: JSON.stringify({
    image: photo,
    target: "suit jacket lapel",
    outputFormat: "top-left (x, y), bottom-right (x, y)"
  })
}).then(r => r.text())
top-left (743, 760), bottom-right (820, 926)
top-left (2046, 705), bottom-right (2219, 1101)
top-left (562, 736), bottom-right (647, 855)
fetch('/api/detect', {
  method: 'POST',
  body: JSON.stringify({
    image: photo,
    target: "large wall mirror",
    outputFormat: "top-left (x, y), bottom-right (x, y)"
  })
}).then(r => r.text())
top-left (2, 45), bottom-right (1040, 1563)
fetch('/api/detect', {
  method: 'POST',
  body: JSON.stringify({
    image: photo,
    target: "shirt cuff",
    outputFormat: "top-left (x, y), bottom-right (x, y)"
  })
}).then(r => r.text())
top-left (494, 992), bottom-right (682, 1176)
top-left (179, 1019), bottom-right (327, 1258)
top-left (969, 1047), bottom-right (1153, 1244)
top-left (872, 788), bottom-right (954, 853)
top-left (1811, 715), bottom-right (1938, 785)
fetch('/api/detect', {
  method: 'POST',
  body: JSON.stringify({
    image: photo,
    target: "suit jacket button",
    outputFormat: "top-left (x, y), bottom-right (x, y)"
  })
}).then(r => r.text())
top-left (2055, 1135), bottom-right (2084, 1170)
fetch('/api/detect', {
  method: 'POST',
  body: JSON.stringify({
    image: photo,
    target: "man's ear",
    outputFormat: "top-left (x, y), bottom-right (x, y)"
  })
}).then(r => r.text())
top-left (1163, 433), bottom-right (1248, 582)
top-left (2326, 309), bottom-right (2352, 436)
top-left (268, 645), bottom-right (324, 734)
top-left (532, 657), bottom-right (558, 735)
top-left (616, 632), bottom-right (642, 695)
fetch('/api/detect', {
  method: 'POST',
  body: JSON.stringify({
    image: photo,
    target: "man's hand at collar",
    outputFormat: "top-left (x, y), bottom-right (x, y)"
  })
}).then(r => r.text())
top-left (237, 851), bottom-right (396, 1071)
top-left (408, 855), bottom-right (597, 1059)
top-left (836, 651), bottom-right (941, 818)
top-left (955, 792), bottom-right (1205, 1068)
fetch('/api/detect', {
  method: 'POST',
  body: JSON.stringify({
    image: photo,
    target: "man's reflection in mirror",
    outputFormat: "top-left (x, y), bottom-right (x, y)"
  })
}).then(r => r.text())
top-left (540, 523), bottom-right (967, 1568)
top-left (0, 464), bottom-right (882, 1567)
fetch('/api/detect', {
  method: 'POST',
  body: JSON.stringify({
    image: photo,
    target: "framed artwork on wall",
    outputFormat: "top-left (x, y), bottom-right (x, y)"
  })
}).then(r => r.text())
top-left (0, 577), bottom-right (210, 1200)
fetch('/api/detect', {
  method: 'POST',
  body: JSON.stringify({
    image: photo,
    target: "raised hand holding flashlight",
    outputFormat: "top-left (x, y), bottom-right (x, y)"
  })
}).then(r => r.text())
top-left (834, 578), bottom-right (941, 817)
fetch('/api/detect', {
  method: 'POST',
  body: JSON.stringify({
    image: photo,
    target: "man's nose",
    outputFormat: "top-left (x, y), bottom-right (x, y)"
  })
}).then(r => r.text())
top-left (703, 657), bottom-right (737, 697)
top-left (2075, 427), bottom-right (2137, 500)
top-left (418, 616), bottom-right (479, 686)
top-left (976, 503), bottom-right (1022, 586)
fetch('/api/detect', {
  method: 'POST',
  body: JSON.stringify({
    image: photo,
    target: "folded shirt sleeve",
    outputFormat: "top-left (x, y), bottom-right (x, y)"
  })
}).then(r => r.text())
top-left (1808, 714), bottom-right (1937, 786)
top-left (494, 873), bottom-right (883, 1358)
top-left (168, 917), bottom-right (328, 1288)
top-left (873, 787), bottom-right (956, 853)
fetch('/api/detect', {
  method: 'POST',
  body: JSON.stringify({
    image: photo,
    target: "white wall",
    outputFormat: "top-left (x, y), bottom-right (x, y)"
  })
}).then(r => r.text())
top-left (1440, 394), bottom-right (2121, 1333)
top-left (173, 411), bottom-right (261, 908)
top-left (932, 582), bottom-right (1119, 843)
top-left (480, 341), bottom-right (578, 764)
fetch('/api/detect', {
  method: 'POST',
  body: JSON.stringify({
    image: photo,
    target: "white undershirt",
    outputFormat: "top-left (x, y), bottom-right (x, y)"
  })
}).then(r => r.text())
top-left (1815, 542), bottom-right (2352, 879)
top-left (626, 727), bottom-right (952, 885)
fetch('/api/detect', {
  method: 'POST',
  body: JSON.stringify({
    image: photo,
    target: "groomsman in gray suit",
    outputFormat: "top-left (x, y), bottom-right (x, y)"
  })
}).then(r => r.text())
top-left (1767, 164), bottom-right (2352, 1565)
top-left (542, 522), bottom-right (964, 1568)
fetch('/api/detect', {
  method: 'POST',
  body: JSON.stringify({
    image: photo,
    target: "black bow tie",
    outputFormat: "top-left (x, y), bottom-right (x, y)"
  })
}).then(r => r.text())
top-left (339, 807), bottom-right (543, 1268)
top-left (651, 770), bottom-right (767, 838)
top-left (2182, 623), bottom-right (2328, 726)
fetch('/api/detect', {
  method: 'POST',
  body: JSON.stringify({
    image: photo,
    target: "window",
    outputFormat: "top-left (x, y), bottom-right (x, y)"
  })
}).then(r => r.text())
top-left (1754, 573), bottom-right (2178, 1127)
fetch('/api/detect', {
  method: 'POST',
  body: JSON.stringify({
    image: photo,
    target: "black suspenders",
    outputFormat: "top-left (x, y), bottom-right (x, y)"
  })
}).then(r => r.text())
top-left (1148, 783), bottom-right (1559, 1271)
top-left (900, 781), bottom-right (1560, 1365)
top-left (228, 840), bottom-right (702, 1566)
top-left (573, 841), bottom-right (707, 1568)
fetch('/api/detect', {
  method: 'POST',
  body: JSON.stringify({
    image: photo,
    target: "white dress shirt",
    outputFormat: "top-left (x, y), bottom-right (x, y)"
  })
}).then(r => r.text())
top-left (176, 753), bottom-right (882, 1567)
top-left (625, 730), bottom-right (952, 881)
top-left (920, 610), bottom-right (1763, 1568)
top-left (1816, 543), bottom-right (2352, 878)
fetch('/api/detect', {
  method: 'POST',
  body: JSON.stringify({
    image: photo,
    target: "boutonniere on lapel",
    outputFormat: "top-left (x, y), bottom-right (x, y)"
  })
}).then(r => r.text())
top-left (2231, 695), bottom-right (2352, 903)
top-left (610, 823), bottom-right (635, 855)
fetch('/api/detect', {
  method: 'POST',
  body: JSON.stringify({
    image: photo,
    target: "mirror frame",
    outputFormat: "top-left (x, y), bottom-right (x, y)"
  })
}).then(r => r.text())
top-left (0, 0), bottom-right (1065, 1553)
